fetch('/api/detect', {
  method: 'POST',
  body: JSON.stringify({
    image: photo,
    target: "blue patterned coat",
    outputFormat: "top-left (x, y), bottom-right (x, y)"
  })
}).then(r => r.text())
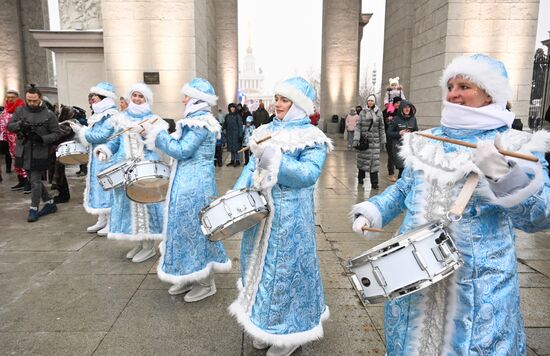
top-left (95, 110), bottom-right (164, 241)
top-left (352, 126), bottom-right (550, 355)
top-left (77, 107), bottom-right (118, 214)
top-left (148, 111), bottom-right (231, 284)
top-left (228, 118), bottom-right (333, 347)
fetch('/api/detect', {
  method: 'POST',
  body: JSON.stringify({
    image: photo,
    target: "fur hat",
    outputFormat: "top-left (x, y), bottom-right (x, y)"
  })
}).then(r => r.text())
top-left (273, 76), bottom-right (316, 115)
top-left (441, 54), bottom-right (512, 108)
top-left (180, 77), bottom-right (218, 106)
top-left (389, 77), bottom-right (400, 85)
top-left (89, 82), bottom-right (118, 101)
top-left (127, 82), bottom-right (154, 105)
top-left (6, 89), bottom-right (19, 96)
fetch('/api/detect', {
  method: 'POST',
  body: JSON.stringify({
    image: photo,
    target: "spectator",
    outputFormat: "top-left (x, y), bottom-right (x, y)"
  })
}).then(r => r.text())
top-left (118, 96), bottom-right (128, 111)
top-left (0, 90), bottom-right (26, 186)
top-left (216, 108), bottom-right (225, 125)
top-left (252, 101), bottom-right (269, 127)
top-left (388, 99), bottom-right (418, 179)
top-left (224, 103), bottom-right (243, 167)
top-left (385, 96), bottom-right (402, 181)
top-left (344, 108), bottom-right (359, 149)
top-left (241, 116), bottom-right (255, 165)
top-left (49, 105), bottom-right (76, 203)
top-left (353, 94), bottom-right (385, 189)
top-left (7, 84), bottom-right (61, 222)
top-left (309, 106), bottom-right (320, 126)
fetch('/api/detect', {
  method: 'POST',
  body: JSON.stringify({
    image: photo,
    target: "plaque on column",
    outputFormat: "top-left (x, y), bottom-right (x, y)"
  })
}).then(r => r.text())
top-left (143, 72), bottom-right (160, 85)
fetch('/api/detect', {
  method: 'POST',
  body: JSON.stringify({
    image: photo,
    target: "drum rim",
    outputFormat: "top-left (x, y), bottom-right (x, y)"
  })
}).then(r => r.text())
top-left (199, 187), bottom-right (266, 215)
top-left (205, 208), bottom-right (270, 241)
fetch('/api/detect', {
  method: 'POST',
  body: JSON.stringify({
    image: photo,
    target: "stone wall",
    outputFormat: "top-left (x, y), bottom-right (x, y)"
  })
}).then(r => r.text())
top-left (0, 0), bottom-right (25, 98)
top-left (59, 0), bottom-right (102, 30)
top-left (214, 0), bottom-right (238, 112)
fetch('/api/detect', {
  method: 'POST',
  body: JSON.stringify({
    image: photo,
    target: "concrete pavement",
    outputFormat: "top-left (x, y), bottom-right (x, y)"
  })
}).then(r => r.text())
top-left (0, 134), bottom-right (548, 355)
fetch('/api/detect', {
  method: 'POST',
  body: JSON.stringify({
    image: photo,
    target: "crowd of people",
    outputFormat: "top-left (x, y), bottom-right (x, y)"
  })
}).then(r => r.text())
top-left (1, 53), bottom-right (549, 356)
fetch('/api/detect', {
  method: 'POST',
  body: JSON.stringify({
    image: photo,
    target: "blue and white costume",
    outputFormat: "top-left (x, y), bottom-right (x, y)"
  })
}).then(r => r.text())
top-left (229, 77), bottom-right (333, 348)
top-left (352, 55), bottom-right (550, 355)
top-left (77, 82), bottom-right (118, 215)
top-left (95, 83), bottom-right (164, 241)
top-left (145, 78), bottom-right (231, 285)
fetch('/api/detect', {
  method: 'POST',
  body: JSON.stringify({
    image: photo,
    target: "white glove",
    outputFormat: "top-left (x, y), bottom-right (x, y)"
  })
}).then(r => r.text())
top-left (67, 121), bottom-right (82, 133)
top-left (352, 215), bottom-right (370, 237)
top-left (472, 135), bottom-right (510, 180)
top-left (97, 151), bottom-right (108, 161)
top-left (249, 137), bottom-right (267, 159)
top-left (258, 146), bottom-right (282, 171)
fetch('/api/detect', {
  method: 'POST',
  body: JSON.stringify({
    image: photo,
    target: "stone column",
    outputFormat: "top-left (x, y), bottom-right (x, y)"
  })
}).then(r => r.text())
top-left (320, 0), bottom-right (362, 133)
top-left (214, 0), bottom-right (238, 112)
top-left (0, 0), bottom-right (25, 98)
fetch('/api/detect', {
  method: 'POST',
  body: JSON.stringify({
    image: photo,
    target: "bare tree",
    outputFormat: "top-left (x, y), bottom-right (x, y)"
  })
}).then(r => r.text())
top-left (304, 67), bottom-right (321, 110)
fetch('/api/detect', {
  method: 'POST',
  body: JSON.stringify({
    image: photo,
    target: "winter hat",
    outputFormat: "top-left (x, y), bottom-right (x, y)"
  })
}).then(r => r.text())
top-left (90, 82), bottom-right (118, 101)
top-left (127, 82), bottom-right (154, 104)
top-left (367, 94), bottom-right (376, 103)
top-left (392, 96), bottom-right (402, 104)
top-left (274, 76), bottom-right (316, 115)
top-left (441, 54), bottom-right (512, 108)
top-left (389, 77), bottom-right (400, 85)
top-left (6, 89), bottom-right (19, 96)
top-left (246, 115), bottom-right (253, 123)
top-left (180, 77), bottom-right (218, 106)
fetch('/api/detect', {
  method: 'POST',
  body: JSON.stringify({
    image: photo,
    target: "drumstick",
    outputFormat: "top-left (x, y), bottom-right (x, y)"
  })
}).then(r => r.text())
top-left (362, 226), bottom-right (384, 233)
top-left (238, 135), bottom-right (273, 153)
top-left (107, 118), bottom-right (158, 140)
top-left (415, 132), bottom-right (539, 162)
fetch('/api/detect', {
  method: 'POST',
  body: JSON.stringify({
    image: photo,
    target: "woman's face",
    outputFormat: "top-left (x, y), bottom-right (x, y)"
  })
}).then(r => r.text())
top-left (274, 95), bottom-right (292, 120)
top-left (446, 76), bottom-right (492, 108)
top-left (182, 95), bottom-right (191, 105)
top-left (131, 91), bottom-right (146, 105)
top-left (90, 94), bottom-right (101, 104)
top-left (367, 99), bottom-right (375, 108)
top-left (402, 106), bottom-right (411, 116)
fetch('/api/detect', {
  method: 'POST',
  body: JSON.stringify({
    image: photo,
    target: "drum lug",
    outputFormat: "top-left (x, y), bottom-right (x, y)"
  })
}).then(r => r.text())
top-left (412, 249), bottom-right (427, 271)
top-left (203, 216), bottom-right (212, 229)
top-left (431, 242), bottom-right (452, 262)
top-left (372, 266), bottom-right (387, 287)
top-left (222, 200), bottom-right (232, 217)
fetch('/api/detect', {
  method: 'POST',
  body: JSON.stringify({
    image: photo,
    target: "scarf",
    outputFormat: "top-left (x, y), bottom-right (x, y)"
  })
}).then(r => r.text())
top-left (128, 102), bottom-right (151, 116)
top-left (4, 98), bottom-right (24, 113)
top-left (277, 104), bottom-right (307, 122)
top-left (91, 97), bottom-right (116, 114)
top-left (183, 98), bottom-right (211, 118)
top-left (441, 101), bottom-right (515, 130)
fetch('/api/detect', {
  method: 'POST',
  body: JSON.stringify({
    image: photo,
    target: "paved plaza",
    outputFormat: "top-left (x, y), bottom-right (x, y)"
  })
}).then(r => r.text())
top-left (0, 134), bottom-right (549, 355)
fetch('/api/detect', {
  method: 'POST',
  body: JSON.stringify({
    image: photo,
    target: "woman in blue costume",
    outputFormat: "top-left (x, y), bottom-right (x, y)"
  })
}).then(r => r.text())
top-left (229, 77), bottom-right (333, 356)
top-left (352, 54), bottom-right (550, 355)
top-left (139, 78), bottom-right (231, 302)
top-left (70, 82), bottom-right (118, 236)
top-left (94, 83), bottom-right (164, 263)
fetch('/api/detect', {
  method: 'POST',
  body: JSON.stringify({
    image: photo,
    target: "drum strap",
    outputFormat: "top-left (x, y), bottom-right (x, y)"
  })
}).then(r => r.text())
top-left (447, 172), bottom-right (480, 220)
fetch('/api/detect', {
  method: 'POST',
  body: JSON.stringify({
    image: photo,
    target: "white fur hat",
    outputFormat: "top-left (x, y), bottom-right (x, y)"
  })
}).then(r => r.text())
top-left (127, 82), bottom-right (154, 105)
top-left (274, 77), bottom-right (316, 115)
top-left (441, 54), bottom-right (512, 108)
top-left (367, 94), bottom-right (376, 103)
top-left (89, 82), bottom-right (118, 101)
top-left (389, 77), bottom-right (400, 85)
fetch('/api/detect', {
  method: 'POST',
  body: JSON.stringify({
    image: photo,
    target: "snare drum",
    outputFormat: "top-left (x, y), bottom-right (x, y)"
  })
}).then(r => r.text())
top-left (56, 140), bottom-right (89, 165)
top-left (97, 160), bottom-right (131, 191)
top-left (347, 221), bottom-right (462, 304)
top-left (200, 188), bottom-right (269, 241)
top-left (125, 160), bottom-right (170, 203)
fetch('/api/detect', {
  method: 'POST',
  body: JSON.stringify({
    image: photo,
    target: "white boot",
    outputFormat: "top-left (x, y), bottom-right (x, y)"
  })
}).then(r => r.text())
top-left (132, 240), bottom-right (156, 263)
top-left (184, 275), bottom-right (217, 302)
top-left (87, 214), bottom-right (107, 233)
top-left (252, 339), bottom-right (269, 350)
top-left (126, 245), bottom-right (142, 259)
top-left (96, 214), bottom-right (110, 236)
top-left (267, 345), bottom-right (300, 356)
top-left (168, 283), bottom-right (192, 296)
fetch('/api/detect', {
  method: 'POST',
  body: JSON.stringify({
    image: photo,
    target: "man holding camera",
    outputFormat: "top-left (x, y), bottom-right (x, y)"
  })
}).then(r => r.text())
top-left (7, 85), bottom-right (60, 222)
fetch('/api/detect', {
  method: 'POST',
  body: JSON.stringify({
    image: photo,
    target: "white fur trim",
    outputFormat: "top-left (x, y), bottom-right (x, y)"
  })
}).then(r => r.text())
top-left (250, 124), bottom-right (333, 154)
top-left (127, 83), bottom-right (154, 105)
top-left (89, 86), bottom-right (118, 101)
top-left (107, 233), bottom-right (162, 241)
top-left (93, 144), bottom-right (113, 161)
top-left (87, 108), bottom-right (118, 127)
top-left (156, 240), bottom-right (232, 285)
top-left (389, 77), bottom-right (400, 85)
top-left (350, 201), bottom-right (383, 229)
top-left (253, 150), bottom-right (282, 191)
top-left (181, 84), bottom-right (218, 106)
top-left (77, 126), bottom-right (90, 148)
top-left (228, 302), bottom-right (330, 347)
top-left (274, 82), bottom-right (314, 115)
top-left (171, 114), bottom-right (222, 140)
top-left (143, 119), bottom-right (170, 150)
top-left (110, 112), bottom-right (154, 131)
top-left (441, 56), bottom-right (512, 108)
top-left (82, 149), bottom-right (110, 215)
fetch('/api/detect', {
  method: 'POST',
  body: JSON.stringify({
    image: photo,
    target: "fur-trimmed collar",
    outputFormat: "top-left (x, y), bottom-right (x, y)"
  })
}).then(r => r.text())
top-left (400, 127), bottom-right (550, 184)
top-left (251, 121), bottom-right (334, 153)
top-left (171, 113), bottom-right (221, 140)
top-left (110, 111), bottom-right (160, 130)
top-left (88, 108), bottom-right (118, 127)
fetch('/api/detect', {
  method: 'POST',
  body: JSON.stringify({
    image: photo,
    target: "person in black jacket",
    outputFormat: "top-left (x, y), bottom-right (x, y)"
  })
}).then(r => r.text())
top-left (387, 99), bottom-right (418, 179)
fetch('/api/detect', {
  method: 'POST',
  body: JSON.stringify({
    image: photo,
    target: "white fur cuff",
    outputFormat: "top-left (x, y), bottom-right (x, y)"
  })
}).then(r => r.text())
top-left (77, 126), bottom-right (90, 147)
top-left (144, 119), bottom-right (169, 150)
top-left (93, 144), bottom-right (113, 161)
top-left (350, 201), bottom-right (383, 229)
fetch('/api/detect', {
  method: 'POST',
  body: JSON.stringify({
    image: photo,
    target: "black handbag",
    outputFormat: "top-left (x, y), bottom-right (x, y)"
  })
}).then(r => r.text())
top-left (355, 120), bottom-right (373, 151)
